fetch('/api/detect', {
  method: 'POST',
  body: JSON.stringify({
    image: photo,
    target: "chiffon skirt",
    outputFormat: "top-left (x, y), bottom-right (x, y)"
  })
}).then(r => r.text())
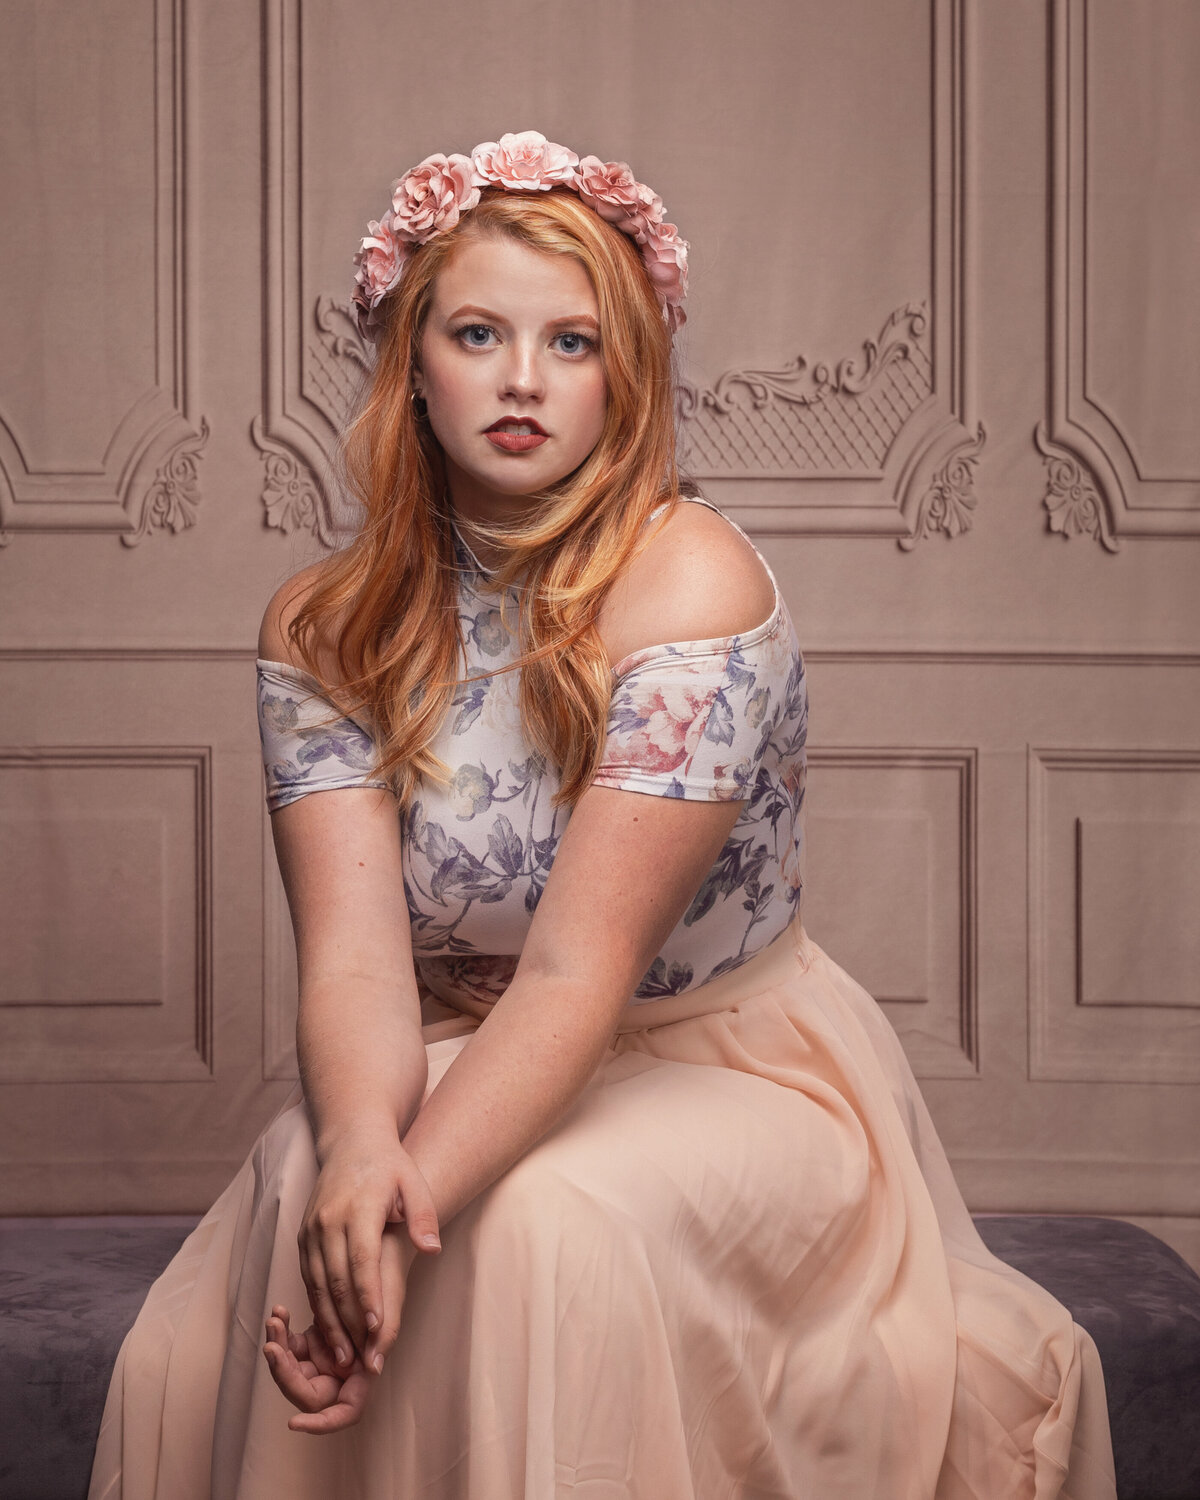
top-left (88, 922), bottom-right (1117, 1499)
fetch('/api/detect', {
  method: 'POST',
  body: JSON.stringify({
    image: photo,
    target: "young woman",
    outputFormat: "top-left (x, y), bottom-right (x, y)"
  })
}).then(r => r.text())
top-left (89, 132), bottom-right (1116, 1499)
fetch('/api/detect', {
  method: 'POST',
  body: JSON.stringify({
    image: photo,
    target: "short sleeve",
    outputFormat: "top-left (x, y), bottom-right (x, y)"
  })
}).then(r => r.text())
top-left (592, 608), bottom-right (802, 802)
top-left (256, 658), bottom-right (390, 812)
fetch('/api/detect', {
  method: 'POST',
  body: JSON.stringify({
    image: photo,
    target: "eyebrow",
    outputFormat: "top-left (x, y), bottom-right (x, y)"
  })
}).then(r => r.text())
top-left (446, 304), bottom-right (600, 331)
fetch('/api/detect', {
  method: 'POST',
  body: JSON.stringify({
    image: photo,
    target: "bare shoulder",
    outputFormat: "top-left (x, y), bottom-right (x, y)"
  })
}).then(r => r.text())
top-left (598, 500), bottom-right (777, 668)
top-left (257, 561), bottom-right (339, 676)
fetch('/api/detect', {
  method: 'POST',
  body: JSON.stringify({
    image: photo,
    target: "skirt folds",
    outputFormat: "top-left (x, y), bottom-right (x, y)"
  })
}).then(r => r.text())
top-left (88, 923), bottom-right (1116, 1500)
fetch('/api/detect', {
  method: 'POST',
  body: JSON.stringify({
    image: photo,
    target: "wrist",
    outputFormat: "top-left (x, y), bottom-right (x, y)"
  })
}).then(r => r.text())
top-left (313, 1114), bottom-right (402, 1167)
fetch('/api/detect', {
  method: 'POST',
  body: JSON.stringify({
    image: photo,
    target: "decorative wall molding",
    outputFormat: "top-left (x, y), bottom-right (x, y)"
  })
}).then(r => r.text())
top-left (250, 414), bottom-right (338, 547)
top-left (0, 745), bottom-right (213, 1083)
top-left (256, 2), bottom-right (359, 549)
top-left (1028, 747), bottom-right (1200, 1083)
top-left (676, 304), bottom-right (933, 479)
top-left (953, 1155), bottom-right (1200, 1219)
top-left (807, 745), bottom-right (978, 1076)
top-left (123, 419), bottom-right (211, 548)
top-left (310, 298), bottom-right (373, 422)
top-left (802, 647), bottom-right (1200, 667)
top-left (1037, 0), bottom-right (1200, 546)
top-left (690, 0), bottom-right (982, 545)
top-left (0, 0), bottom-right (207, 543)
top-left (259, 0), bottom-right (981, 549)
top-left (251, 294), bottom-right (370, 545)
top-left (899, 422), bottom-right (987, 550)
top-left (1034, 422), bottom-right (1117, 552)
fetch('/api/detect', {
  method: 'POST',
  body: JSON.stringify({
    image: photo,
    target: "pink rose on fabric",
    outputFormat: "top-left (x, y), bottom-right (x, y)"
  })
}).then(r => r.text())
top-left (623, 683), bottom-right (713, 776)
top-left (352, 212), bottom-right (409, 329)
top-left (471, 131), bottom-right (579, 191)
top-left (636, 221), bottom-right (690, 330)
top-left (391, 153), bottom-right (480, 244)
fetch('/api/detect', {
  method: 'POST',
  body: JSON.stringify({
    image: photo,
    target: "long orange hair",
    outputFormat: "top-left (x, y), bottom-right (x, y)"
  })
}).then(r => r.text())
top-left (287, 186), bottom-right (680, 810)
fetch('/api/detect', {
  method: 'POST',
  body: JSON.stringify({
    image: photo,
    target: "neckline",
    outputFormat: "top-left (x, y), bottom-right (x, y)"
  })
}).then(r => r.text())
top-left (447, 509), bottom-right (502, 584)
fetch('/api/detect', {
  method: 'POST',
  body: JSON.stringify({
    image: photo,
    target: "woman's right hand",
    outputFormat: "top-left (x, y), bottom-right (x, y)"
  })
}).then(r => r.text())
top-left (298, 1125), bottom-right (441, 1375)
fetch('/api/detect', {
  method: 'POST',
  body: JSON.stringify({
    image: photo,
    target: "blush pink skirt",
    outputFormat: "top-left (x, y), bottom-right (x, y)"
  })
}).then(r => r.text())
top-left (88, 922), bottom-right (1116, 1499)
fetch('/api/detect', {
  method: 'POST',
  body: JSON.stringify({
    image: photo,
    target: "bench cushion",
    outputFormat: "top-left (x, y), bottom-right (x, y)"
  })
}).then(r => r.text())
top-left (0, 1218), bottom-right (197, 1500)
top-left (976, 1215), bottom-right (1200, 1500)
top-left (1, 1213), bottom-right (1198, 1499)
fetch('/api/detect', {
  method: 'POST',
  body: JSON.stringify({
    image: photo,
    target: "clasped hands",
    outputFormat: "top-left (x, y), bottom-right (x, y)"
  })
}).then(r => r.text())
top-left (261, 1128), bottom-right (441, 1433)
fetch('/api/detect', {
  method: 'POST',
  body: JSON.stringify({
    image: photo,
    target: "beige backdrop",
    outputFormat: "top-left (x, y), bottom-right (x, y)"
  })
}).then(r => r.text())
top-left (2, 0), bottom-right (1197, 1270)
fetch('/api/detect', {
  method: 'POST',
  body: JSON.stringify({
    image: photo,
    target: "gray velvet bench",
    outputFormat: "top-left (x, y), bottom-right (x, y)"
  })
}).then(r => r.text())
top-left (1, 1215), bottom-right (1198, 1500)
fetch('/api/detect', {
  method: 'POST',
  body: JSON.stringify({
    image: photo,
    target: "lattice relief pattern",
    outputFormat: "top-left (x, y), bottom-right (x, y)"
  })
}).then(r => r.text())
top-left (308, 298), bottom-right (374, 429)
top-left (677, 305), bottom-right (932, 478)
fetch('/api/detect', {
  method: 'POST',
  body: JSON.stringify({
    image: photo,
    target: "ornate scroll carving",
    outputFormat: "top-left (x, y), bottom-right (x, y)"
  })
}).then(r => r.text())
top-left (122, 420), bottom-right (211, 548)
top-left (899, 423), bottom-right (987, 551)
top-left (1034, 423), bottom-right (1119, 553)
top-left (251, 415), bottom-right (339, 549)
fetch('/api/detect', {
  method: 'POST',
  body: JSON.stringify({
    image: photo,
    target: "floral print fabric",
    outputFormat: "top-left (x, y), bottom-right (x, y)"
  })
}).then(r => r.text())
top-left (257, 665), bottom-right (389, 813)
top-left (256, 498), bottom-right (807, 1004)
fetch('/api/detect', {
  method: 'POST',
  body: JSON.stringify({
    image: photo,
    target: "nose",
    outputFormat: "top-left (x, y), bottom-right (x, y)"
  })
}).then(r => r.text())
top-left (499, 336), bottom-right (545, 403)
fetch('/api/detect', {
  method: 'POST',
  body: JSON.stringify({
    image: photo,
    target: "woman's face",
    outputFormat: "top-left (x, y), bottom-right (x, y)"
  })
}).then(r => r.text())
top-left (415, 234), bottom-right (609, 527)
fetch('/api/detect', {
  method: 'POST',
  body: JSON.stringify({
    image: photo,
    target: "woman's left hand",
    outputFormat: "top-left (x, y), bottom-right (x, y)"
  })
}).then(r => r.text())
top-left (263, 1223), bottom-right (414, 1432)
top-left (263, 1305), bottom-right (372, 1433)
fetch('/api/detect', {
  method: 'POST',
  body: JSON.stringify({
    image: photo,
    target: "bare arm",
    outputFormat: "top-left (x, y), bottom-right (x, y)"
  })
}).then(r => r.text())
top-left (258, 576), bottom-right (440, 1391)
top-left (399, 785), bottom-right (744, 1223)
top-left (271, 785), bottom-right (428, 1159)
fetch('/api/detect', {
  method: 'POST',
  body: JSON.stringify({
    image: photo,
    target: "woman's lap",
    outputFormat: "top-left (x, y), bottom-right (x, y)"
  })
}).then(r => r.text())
top-left (91, 960), bottom-right (1111, 1498)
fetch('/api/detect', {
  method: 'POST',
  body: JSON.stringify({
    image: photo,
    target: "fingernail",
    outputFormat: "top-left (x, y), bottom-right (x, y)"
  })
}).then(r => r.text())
top-left (336, 1344), bottom-right (351, 1366)
top-left (365, 1311), bottom-right (379, 1331)
top-left (371, 1352), bottom-right (384, 1374)
top-left (421, 1233), bottom-right (441, 1250)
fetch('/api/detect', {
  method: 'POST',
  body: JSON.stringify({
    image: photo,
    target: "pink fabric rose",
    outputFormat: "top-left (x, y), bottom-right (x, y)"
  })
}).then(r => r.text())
top-left (391, 153), bottom-right (480, 244)
top-left (636, 221), bottom-right (690, 330)
top-left (574, 156), bottom-right (647, 223)
top-left (471, 131), bottom-right (579, 191)
top-left (352, 212), bottom-right (409, 327)
top-left (619, 180), bottom-right (667, 241)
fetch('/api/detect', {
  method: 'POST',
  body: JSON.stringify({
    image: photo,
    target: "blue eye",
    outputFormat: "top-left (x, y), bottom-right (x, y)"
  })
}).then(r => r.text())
top-left (457, 323), bottom-right (495, 348)
top-left (554, 331), bottom-right (596, 356)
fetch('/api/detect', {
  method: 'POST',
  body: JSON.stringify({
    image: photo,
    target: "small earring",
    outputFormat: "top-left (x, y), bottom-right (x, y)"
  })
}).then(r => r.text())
top-left (411, 390), bottom-right (428, 420)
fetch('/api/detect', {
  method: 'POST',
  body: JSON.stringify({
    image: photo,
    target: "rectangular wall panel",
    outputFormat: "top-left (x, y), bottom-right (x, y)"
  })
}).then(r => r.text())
top-left (1029, 748), bottom-right (1200, 1082)
top-left (0, 748), bottom-right (211, 1083)
top-left (804, 748), bottom-right (977, 1078)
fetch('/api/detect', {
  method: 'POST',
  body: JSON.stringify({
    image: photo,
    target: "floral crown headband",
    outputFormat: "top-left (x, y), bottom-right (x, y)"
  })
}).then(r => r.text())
top-left (352, 130), bottom-right (689, 341)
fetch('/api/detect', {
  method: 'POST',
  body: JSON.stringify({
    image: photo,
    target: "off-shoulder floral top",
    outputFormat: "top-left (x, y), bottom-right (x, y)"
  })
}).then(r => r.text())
top-left (256, 496), bottom-right (808, 1009)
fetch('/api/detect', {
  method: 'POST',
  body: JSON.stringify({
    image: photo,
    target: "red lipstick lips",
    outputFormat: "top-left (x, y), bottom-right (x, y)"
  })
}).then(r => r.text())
top-left (485, 416), bottom-right (549, 453)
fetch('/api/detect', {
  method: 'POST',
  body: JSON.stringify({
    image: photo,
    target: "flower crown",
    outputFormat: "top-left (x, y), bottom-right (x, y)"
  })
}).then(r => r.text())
top-left (352, 130), bottom-right (689, 341)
